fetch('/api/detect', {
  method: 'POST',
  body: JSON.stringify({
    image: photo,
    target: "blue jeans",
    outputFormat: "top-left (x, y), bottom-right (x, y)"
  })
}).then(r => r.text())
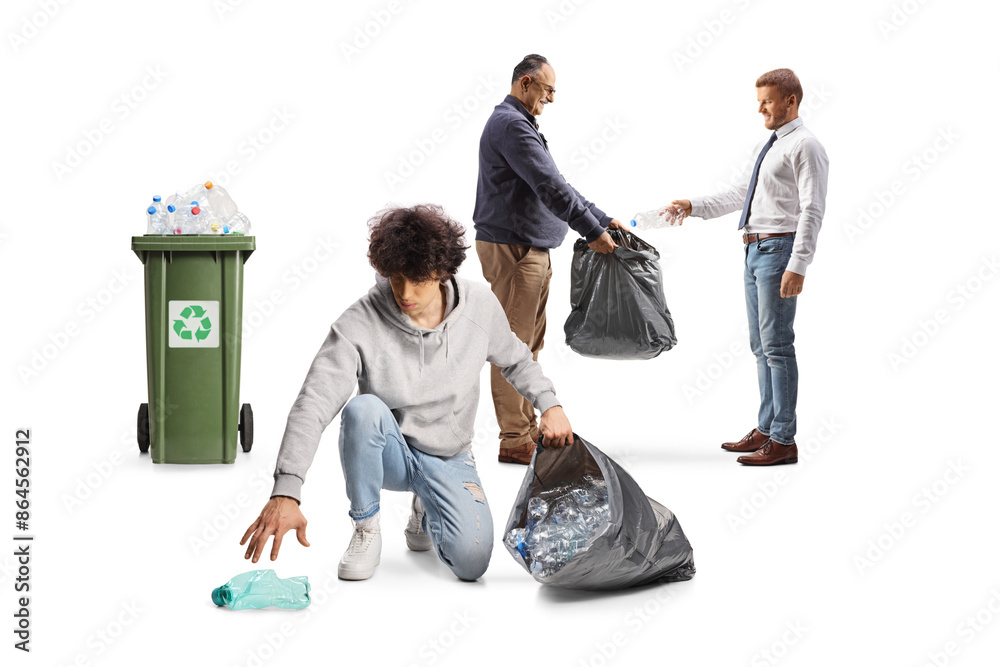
top-left (744, 235), bottom-right (798, 445)
top-left (338, 394), bottom-right (493, 581)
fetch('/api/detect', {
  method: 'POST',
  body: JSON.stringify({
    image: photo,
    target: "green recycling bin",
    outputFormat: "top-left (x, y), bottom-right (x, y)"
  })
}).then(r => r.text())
top-left (132, 235), bottom-right (256, 463)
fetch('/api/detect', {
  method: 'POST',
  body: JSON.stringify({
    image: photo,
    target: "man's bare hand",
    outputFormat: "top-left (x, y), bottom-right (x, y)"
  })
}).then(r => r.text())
top-left (240, 496), bottom-right (310, 563)
top-left (588, 231), bottom-right (617, 254)
top-left (539, 406), bottom-right (574, 448)
top-left (780, 271), bottom-right (805, 298)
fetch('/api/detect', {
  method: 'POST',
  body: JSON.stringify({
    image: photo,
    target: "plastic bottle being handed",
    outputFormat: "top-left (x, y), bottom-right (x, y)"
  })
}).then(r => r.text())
top-left (212, 570), bottom-right (311, 610)
top-left (629, 206), bottom-right (686, 230)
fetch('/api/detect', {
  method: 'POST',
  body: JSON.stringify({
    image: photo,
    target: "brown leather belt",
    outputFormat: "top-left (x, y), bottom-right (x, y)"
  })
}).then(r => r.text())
top-left (743, 232), bottom-right (794, 244)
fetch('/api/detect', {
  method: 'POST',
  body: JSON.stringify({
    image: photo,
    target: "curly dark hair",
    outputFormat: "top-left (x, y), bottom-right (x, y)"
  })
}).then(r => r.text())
top-left (367, 204), bottom-right (469, 282)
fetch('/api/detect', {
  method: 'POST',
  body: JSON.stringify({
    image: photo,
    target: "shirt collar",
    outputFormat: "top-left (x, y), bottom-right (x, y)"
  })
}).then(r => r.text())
top-left (503, 94), bottom-right (538, 128)
top-left (776, 116), bottom-right (803, 139)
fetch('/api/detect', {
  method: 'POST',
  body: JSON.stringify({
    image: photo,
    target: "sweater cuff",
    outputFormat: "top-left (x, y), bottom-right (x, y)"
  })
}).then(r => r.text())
top-left (271, 473), bottom-right (304, 504)
top-left (534, 391), bottom-right (561, 416)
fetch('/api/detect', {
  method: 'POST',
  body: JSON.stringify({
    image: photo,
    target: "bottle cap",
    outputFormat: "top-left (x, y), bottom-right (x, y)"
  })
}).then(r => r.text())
top-left (147, 206), bottom-right (157, 215)
top-left (167, 205), bottom-right (176, 213)
top-left (152, 196), bottom-right (161, 202)
top-left (211, 586), bottom-right (230, 606)
top-left (205, 181), bottom-right (214, 189)
top-left (192, 206), bottom-right (201, 215)
top-left (629, 219), bottom-right (637, 227)
top-left (191, 201), bottom-right (199, 206)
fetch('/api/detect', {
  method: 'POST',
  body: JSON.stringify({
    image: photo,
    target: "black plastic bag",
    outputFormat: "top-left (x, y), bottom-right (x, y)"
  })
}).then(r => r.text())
top-left (564, 228), bottom-right (676, 359)
top-left (503, 434), bottom-right (696, 590)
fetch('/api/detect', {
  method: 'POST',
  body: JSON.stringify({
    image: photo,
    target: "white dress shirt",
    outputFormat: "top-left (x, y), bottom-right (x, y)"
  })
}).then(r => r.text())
top-left (690, 117), bottom-right (829, 276)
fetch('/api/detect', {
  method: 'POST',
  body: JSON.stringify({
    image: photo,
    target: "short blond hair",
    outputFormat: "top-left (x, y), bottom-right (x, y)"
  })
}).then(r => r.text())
top-left (756, 68), bottom-right (803, 107)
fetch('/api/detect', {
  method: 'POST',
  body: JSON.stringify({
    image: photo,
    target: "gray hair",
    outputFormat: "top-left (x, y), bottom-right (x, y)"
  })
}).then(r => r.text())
top-left (511, 54), bottom-right (549, 85)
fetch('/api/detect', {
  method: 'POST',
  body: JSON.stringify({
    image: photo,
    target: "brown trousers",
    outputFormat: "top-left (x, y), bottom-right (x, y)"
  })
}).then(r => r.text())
top-left (476, 241), bottom-right (553, 450)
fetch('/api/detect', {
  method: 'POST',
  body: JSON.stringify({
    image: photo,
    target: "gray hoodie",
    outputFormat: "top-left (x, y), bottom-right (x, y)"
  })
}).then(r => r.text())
top-left (271, 274), bottom-right (561, 502)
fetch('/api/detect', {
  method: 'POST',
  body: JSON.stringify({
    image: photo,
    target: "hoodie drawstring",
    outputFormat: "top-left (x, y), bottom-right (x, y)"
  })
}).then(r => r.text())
top-left (418, 333), bottom-right (425, 378)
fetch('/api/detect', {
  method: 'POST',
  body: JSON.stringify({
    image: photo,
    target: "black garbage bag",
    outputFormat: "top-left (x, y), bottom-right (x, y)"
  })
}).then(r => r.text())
top-left (564, 228), bottom-right (677, 360)
top-left (503, 433), bottom-right (696, 590)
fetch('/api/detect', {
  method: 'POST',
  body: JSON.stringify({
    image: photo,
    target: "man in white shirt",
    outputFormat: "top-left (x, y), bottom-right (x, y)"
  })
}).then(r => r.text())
top-left (668, 68), bottom-right (829, 466)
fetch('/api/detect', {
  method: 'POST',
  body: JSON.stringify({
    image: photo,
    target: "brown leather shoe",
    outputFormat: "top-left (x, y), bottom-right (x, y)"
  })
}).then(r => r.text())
top-left (498, 441), bottom-right (535, 465)
top-left (721, 428), bottom-right (769, 452)
top-left (737, 439), bottom-right (798, 466)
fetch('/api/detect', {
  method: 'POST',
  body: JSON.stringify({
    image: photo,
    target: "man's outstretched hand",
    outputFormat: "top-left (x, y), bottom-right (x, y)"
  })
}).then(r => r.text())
top-left (241, 496), bottom-right (310, 563)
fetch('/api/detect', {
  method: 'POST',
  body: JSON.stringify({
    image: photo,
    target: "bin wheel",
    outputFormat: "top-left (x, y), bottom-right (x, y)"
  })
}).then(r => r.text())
top-left (239, 403), bottom-right (253, 452)
top-left (137, 403), bottom-right (150, 454)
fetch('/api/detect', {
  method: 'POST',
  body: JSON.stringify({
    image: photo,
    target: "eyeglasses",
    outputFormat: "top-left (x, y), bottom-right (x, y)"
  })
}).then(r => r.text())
top-left (529, 78), bottom-right (556, 96)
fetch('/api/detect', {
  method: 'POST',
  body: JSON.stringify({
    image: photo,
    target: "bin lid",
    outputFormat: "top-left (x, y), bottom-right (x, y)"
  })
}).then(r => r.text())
top-left (131, 235), bottom-right (255, 261)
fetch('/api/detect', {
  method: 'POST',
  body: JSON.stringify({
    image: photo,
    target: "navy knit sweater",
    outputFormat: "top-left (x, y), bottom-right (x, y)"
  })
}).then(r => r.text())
top-left (473, 95), bottom-right (611, 249)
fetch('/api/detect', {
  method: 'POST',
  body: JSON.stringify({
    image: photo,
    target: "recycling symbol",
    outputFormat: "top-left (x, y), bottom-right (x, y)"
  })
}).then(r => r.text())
top-left (173, 305), bottom-right (213, 342)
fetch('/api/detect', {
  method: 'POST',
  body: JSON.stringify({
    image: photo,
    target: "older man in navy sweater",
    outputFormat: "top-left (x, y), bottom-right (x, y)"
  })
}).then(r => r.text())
top-left (473, 54), bottom-right (624, 465)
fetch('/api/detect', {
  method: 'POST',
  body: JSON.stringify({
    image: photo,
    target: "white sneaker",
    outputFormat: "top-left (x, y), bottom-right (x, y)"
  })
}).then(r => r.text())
top-left (338, 514), bottom-right (382, 581)
top-left (404, 494), bottom-right (432, 552)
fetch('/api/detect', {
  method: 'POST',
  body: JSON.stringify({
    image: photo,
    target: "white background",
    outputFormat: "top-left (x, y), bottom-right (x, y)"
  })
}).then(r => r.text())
top-left (2, 0), bottom-right (998, 665)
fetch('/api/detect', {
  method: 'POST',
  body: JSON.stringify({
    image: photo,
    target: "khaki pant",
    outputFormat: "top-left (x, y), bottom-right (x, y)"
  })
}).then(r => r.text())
top-left (476, 241), bottom-right (552, 451)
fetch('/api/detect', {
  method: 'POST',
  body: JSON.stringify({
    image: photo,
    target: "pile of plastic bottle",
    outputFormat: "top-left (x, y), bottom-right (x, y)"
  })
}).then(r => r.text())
top-left (505, 473), bottom-right (610, 578)
top-left (144, 181), bottom-right (253, 235)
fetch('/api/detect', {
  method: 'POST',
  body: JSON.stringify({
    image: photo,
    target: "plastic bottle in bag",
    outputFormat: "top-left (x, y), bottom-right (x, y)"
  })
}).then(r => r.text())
top-left (212, 570), bottom-right (311, 610)
top-left (629, 207), bottom-right (685, 230)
